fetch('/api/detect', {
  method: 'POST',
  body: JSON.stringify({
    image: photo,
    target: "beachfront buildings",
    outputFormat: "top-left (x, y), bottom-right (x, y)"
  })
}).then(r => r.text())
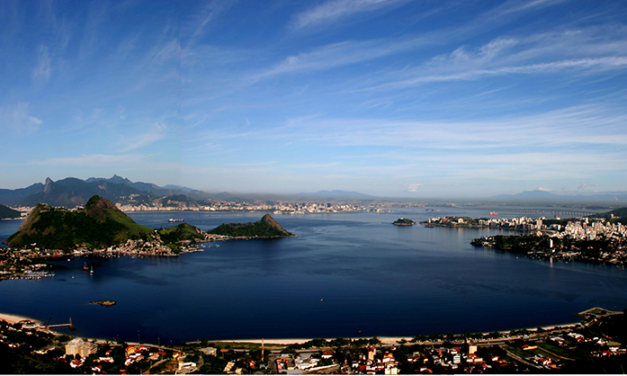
top-left (65, 338), bottom-right (97, 358)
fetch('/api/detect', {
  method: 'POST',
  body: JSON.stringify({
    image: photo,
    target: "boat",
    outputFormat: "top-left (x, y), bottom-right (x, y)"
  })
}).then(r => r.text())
top-left (168, 218), bottom-right (184, 223)
top-left (90, 265), bottom-right (93, 275)
top-left (489, 212), bottom-right (499, 215)
top-left (83, 262), bottom-right (89, 271)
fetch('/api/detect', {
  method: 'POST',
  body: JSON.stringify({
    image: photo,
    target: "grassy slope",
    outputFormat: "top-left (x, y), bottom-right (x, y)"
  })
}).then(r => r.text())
top-left (158, 223), bottom-right (204, 243)
top-left (8, 197), bottom-right (154, 250)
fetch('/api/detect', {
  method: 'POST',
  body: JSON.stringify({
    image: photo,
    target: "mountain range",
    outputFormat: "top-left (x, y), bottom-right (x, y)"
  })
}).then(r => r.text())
top-left (297, 190), bottom-right (374, 198)
top-left (0, 177), bottom-right (378, 209)
top-left (4, 177), bottom-right (627, 208)
top-left (0, 175), bottom-right (212, 209)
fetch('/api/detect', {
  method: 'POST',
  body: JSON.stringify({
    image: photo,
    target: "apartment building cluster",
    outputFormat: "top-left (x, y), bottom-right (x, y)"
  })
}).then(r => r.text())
top-left (115, 200), bottom-right (387, 215)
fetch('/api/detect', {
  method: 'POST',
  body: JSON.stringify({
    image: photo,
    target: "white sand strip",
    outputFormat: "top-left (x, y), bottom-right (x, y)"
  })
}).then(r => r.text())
top-left (0, 312), bottom-right (42, 325)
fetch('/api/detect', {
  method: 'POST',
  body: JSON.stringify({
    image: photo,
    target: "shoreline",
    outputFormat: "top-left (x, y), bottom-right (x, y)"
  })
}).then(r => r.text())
top-left (0, 311), bottom-right (587, 346)
top-left (0, 312), bottom-right (44, 325)
top-left (213, 320), bottom-right (586, 346)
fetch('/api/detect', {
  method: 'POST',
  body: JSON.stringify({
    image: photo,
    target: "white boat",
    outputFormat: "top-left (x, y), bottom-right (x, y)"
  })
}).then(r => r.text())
top-left (168, 218), bottom-right (184, 223)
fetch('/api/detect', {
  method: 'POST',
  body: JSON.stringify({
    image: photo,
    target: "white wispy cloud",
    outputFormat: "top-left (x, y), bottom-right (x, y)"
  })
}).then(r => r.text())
top-left (371, 57), bottom-right (627, 90)
top-left (213, 104), bottom-right (627, 151)
top-left (290, 0), bottom-right (408, 30)
top-left (31, 154), bottom-right (146, 166)
top-left (118, 123), bottom-right (168, 152)
top-left (149, 39), bottom-right (181, 66)
top-left (32, 45), bottom-right (52, 84)
top-left (253, 37), bottom-right (424, 81)
top-left (185, 0), bottom-right (236, 43)
top-left (492, 0), bottom-right (568, 16)
top-left (0, 103), bottom-right (42, 135)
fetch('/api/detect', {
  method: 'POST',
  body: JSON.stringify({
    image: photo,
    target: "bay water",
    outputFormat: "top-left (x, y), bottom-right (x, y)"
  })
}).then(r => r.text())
top-left (1, 206), bottom-right (626, 344)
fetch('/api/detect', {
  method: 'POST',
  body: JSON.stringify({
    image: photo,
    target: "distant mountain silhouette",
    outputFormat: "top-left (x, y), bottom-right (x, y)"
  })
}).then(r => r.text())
top-left (298, 190), bottom-right (373, 198)
top-left (0, 175), bottom-right (207, 208)
top-left (494, 190), bottom-right (557, 199)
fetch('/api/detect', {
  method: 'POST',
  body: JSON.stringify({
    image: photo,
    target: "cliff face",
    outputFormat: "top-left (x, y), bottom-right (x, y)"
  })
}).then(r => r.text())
top-left (260, 214), bottom-right (291, 234)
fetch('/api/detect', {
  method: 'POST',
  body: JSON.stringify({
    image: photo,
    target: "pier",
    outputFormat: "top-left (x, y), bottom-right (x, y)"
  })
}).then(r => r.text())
top-left (47, 317), bottom-right (76, 330)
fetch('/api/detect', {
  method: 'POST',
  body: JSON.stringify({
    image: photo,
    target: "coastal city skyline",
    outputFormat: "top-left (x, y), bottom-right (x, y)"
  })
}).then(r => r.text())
top-left (2, 0), bottom-right (627, 198)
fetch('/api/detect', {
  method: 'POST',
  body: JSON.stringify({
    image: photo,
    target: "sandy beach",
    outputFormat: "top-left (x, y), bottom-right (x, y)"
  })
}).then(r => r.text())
top-left (216, 337), bottom-right (412, 345)
top-left (0, 312), bottom-right (42, 325)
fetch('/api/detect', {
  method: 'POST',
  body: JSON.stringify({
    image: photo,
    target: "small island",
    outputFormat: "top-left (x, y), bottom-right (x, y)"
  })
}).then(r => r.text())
top-left (393, 218), bottom-right (416, 226)
top-left (90, 300), bottom-right (116, 306)
top-left (207, 214), bottom-right (296, 239)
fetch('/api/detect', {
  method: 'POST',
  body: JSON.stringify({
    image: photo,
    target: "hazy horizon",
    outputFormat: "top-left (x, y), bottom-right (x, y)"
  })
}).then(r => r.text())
top-left (2, 1), bottom-right (627, 198)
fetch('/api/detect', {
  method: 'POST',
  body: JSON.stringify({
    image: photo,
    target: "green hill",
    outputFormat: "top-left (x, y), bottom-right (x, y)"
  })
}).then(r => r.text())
top-left (590, 207), bottom-right (627, 225)
top-left (158, 223), bottom-right (205, 243)
top-left (0, 205), bottom-right (21, 220)
top-left (207, 214), bottom-right (295, 238)
top-left (7, 195), bottom-right (154, 250)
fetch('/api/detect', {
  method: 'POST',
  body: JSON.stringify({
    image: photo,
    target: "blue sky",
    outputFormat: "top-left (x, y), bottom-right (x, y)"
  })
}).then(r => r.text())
top-left (2, 0), bottom-right (627, 198)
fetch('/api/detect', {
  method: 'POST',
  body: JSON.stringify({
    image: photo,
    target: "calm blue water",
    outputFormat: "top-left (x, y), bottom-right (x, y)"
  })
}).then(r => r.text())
top-left (1, 206), bottom-right (626, 344)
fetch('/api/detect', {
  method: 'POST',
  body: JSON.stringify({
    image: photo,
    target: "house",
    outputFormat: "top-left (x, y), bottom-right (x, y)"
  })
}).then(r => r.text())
top-left (200, 347), bottom-right (217, 356)
top-left (70, 358), bottom-right (85, 368)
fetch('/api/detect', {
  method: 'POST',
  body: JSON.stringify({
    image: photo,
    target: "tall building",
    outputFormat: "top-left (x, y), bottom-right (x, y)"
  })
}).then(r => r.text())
top-left (65, 338), bottom-right (98, 358)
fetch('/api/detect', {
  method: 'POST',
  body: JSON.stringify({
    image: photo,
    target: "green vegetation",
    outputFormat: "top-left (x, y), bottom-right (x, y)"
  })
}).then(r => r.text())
top-left (0, 205), bottom-right (20, 220)
top-left (157, 223), bottom-right (205, 244)
top-left (208, 214), bottom-right (295, 238)
top-left (589, 207), bottom-right (627, 225)
top-left (472, 234), bottom-right (616, 260)
top-left (7, 196), bottom-right (154, 250)
top-left (421, 216), bottom-right (486, 227)
top-left (393, 218), bottom-right (416, 225)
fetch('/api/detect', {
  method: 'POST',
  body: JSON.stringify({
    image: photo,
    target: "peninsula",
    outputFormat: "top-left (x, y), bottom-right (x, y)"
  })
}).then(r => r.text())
top-left (0, 198), bottom-right (296, 280)
top-left (419, 212), bottom-right (627, 267)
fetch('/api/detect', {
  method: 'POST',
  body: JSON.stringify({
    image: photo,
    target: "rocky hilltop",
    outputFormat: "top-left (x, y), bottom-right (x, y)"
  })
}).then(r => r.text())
top-left (207, 214), bottom-right (296, 238)
top-left (6, 195), bottom-right (154, 250)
